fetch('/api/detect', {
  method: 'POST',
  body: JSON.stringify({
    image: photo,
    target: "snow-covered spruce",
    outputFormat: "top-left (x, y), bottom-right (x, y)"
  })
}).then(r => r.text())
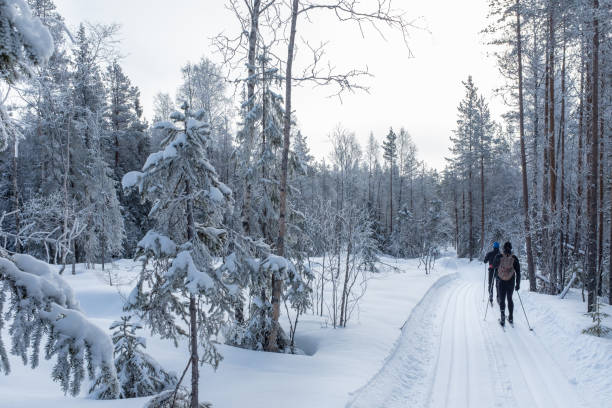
top-left (225, 47), bottom-right (314, 352)
top-left (93, 315), bottom-right (177, 399)
top-left (0, 253), bottom-right (119, 398)
top-left (0, 0), bottom-right (53, 152)
top-left (123, 102), bottom-right (238, 405)
top-left (0, 0), bottom-right (54, 84)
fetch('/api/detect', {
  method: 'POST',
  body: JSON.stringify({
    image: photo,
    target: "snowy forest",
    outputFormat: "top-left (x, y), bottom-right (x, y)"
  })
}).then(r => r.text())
top-left (0, 0), bottom-right (611, 407)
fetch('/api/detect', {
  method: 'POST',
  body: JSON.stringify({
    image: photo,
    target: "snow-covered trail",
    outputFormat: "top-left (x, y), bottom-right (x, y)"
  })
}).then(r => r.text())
top-left (348, 261), bottom-right (591, 408)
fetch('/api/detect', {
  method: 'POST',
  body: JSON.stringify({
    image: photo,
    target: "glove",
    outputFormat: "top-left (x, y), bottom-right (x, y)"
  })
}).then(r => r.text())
top-left (515, 283), bottom-right (520, 291)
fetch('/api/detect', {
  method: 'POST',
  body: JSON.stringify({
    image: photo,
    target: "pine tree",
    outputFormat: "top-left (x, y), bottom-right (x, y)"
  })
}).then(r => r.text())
top-left (70, 24), bottom-right (125, 269)
top-left (104, 60), bottom-right (149, 255)
top-left (103, 315), bottom-right (177, 399)
top-left (382, 127), bottom-right (397, 236)
top-left (448, 76), bottom-right (480, 260)
top-left (123, 102), bottom-right (236, 406)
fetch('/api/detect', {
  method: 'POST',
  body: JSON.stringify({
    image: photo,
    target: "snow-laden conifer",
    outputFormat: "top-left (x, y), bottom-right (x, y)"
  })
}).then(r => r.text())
top-left (97, 315), bottom-right (177, 398)
top-left (0, 252), bottom-right (119, 398)
top-left (123, 102), bottom-right (237, 406)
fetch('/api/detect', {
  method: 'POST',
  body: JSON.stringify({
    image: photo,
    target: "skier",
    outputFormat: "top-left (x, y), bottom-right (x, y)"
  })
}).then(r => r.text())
top-left (492, 241), bottom-right (521, 327)
top-left (483, 242), bottom-right (500, 305)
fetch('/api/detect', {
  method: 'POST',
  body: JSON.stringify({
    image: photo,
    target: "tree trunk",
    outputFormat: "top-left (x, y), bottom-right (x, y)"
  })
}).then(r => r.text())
top-left (320, 253), bottom-right (325, 316)
top-left (547, 4), bottom-right (557, 290)
top-left (516, 0), bottom-right (536, 291)
top-left (189, 295), bottom-right (199, 408)
top-left (480, 154), bottom-right (484, 253)
top-left (242, 0), bottom-right (261, 236)
top-left (468, 167), bottom-right (473, 261)
top-left (454, 182), bottom-right (459, 250)
top-left (267, 0), bottom-right (299, 352)
top-left (462, 189), bottom-right (466, 255)
top-left (339, 224), bottom-right (352, 327)
top-left (11, 140), bottom-right (21, 253)
top-left (548, 3), bottom-right (556, 227)
top-left (389, 163), bottom-right (393, 235)
top-left (586, 0), bottom-right (599, 312)
top-left (597, 72), bottom-right (605, 296)
top-left (575, 48), bottom-right (585, 252)
top-left (559, 24), bottom-right (566, 287)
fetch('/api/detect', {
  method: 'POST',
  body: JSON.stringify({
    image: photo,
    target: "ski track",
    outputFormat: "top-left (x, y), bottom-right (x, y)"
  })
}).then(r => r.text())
top-left (348, 263), bottom-right (592, 408)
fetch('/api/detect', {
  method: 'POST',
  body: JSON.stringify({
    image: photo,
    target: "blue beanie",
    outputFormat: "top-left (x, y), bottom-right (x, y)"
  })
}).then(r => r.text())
top-left (493, 242), bottom-right (500, 249)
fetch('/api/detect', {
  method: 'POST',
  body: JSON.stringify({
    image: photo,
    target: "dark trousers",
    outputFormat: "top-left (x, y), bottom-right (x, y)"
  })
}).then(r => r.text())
top-left (498, 277), bottom-right (515, 319)
top-left (488, 268), bottom-right (495, 299)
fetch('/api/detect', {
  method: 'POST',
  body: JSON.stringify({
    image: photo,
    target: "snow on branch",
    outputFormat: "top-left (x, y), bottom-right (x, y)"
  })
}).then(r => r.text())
top-left (0, 254), bottom-right (119, 399)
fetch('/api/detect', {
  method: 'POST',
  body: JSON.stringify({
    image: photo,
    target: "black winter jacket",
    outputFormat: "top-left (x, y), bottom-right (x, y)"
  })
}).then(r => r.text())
top-left (484, 248), bottom-right (500, 268)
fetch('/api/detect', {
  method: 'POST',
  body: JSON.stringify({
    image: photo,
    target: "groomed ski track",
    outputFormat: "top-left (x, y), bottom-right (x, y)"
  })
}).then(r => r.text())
top-left (347, 259), bottom-right (590, 408)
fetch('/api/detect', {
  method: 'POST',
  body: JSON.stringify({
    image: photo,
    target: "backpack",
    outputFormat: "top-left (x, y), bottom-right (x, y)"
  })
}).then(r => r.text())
top-left (498, 254), bottom-right (515, 281)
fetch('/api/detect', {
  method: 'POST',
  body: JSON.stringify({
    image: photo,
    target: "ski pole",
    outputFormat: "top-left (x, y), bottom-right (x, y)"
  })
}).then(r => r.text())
top-left (516, 290), bottom-right (533, 331)
top-left (484, 289), bottom-right (490, 320)
top-left (482, 264), bottom-right (487, 302)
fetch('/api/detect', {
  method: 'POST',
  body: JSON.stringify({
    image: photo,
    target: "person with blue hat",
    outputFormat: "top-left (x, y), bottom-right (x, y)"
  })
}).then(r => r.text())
top-left (483, 241), bottom-right (500, 305)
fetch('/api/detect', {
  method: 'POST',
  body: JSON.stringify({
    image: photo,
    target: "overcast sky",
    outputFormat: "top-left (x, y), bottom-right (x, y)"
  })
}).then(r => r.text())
top-left (54, 0), bottom-right (505, 170)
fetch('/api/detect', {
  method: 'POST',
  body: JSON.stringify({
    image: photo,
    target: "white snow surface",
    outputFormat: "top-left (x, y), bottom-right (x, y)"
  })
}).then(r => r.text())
top-left (348, 260), bottom-right (612, 408)
top-left (1, 255), bottom-right (611, 407)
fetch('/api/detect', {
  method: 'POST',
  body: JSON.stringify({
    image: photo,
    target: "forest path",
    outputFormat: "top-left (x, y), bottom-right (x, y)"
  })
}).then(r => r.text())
top-left (347, 260), bottom-right (590, 408)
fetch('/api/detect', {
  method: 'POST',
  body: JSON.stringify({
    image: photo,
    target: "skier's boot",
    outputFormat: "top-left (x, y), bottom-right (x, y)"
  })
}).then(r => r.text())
top-left (489, 295), bottom-right (493, 306)
top-left (499, 314), bottom-right (505, 327)
top-left (508, 316), bottom-right (513, 325)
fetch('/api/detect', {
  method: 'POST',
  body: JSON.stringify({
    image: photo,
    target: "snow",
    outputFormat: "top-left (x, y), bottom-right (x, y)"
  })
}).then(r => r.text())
top-left (217, 182), bottom-right (232, 196)
top-left (4, 0), bottom-right (54, 62)
top-left (186, 118), bottom-right (208, 132)
top-left (1, 255), bottom-right (611, 407)
top-left (169, 250), bottom-right (214, 293)
top-left (0, 255), bottom-right (116, 392)
top-left (169, 111), bottom-right (185, 122)
top-left (122, 171), bottom-right (143, 190)
top-left (141, 133), bottom-right (185, 172)
top-left (152, 121), bottom-right (178, 131)
top-left (348, 260), bottom-right (612, 408)
top-left (40, 303), bottom-right (115, 370)
top-left (208, 186), bottom-right (224, 202)
top-left (2, 254), bottom-right (79, 309)
top-left (137, 230), bottom-right (177, 257)
top-left (261, 254), bottom-right (295, 276)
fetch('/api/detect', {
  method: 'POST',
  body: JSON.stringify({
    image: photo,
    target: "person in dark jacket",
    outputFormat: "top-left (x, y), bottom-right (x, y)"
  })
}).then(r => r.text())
top-left (492, 241), bottom-right (521, 326)
top-left (483, 242), bottom-right (500, 305)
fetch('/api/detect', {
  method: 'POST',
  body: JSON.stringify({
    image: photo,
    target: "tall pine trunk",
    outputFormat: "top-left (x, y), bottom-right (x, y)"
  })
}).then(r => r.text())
top-left (268, 0), bottom-right (299, 352)
top-left (516, 0), bottom-right (536, 291)
top-left (547, 4), bottom-right (557, 291)
top-left (389, 164), bottom-right (393, 235)
top-left (575, 49), bottom-right (585, 253)
top-left (559, 23), bottom-right (567, 287)
top-left (241, 0), bottom-right (261, 236)
top-left (586, 0), bottom-right (599, 312)
top-left (480, 154), bottom-right (484, 253)
top-left (11, 140), bottom-right (21, 253)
